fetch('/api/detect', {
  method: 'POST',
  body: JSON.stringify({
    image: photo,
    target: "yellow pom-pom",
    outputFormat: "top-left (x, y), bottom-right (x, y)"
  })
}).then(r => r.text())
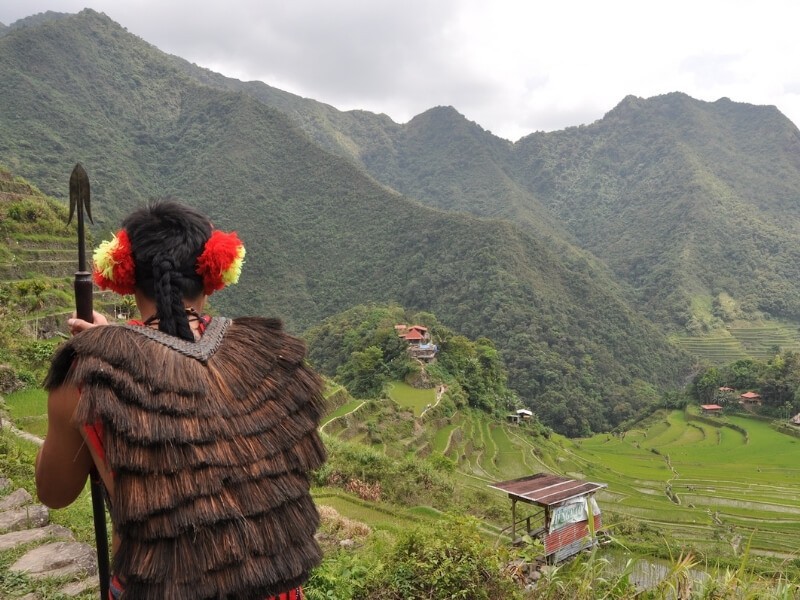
top-left (93, 236), bottom-right (120, 280)
top-left (221, 246), bottom-right (245, 286)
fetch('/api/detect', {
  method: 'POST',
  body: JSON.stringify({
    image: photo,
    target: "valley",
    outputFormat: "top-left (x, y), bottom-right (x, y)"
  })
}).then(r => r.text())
top-left (315, 386), bottom-right (800, 575)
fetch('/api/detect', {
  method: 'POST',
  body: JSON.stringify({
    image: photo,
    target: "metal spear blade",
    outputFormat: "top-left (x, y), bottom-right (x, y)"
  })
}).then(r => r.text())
top-left (68, 163), bottom-right (92, 225)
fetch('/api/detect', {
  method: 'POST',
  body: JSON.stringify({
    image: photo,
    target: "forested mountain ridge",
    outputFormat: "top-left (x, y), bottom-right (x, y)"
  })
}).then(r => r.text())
top-left (511, 93), bottom-right (800, 326)
top-left (175, 48), bottom-right (800, 331)
top-left (0, 10), bottom-right (691, 435)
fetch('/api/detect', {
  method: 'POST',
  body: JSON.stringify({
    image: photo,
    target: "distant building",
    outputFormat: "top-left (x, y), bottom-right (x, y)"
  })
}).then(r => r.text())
top-left (516, 409), bottom-right (533, 420)
top-left (396, 323), bottom-right (437, 360)
top-left (790, 413), bottom-right (800, 427)
top-left (404, 328), bottom-right (425, 344)
top-left (701, 404), bottom-right (723, 415)
top-left (506, 409), bottom-right (534, 424)
top-left (739, 391), bottom-right (762, 405)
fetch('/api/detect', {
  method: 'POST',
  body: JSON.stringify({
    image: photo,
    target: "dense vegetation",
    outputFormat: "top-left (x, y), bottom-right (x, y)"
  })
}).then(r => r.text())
top-left (3, 9), bottom-right (800, 436)
top-left (691, 350), bottom-right (800, 418)
top-left (305, 304), bottom-right (521, 415)
top-left (214, 76), bottom-right (800, 334)
top-left (3, 10), bottom-right (800, 590)
top-left (0, 168), bottom-right (78, 391)
top-left (0, 11), bottom-right (698, 434)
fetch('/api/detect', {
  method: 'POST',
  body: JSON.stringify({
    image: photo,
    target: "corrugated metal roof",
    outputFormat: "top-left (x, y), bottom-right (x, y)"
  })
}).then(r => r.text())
top-left (489, 473), bottom-right (606, 507)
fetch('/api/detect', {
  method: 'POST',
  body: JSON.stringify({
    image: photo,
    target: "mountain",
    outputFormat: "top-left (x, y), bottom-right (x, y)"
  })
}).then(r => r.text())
top-left (1, 9), bottom-right (690, 434)
top-left (510, 94), bottom-right (800, 326)
top-left (178, 57), bottom-right (800, 332)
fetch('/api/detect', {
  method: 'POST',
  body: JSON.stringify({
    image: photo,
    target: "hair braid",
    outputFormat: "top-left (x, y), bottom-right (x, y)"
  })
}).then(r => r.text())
top-left (121, 200), bottom-right (212, 342)
top-left (152, 254), bottom-right (194, 341)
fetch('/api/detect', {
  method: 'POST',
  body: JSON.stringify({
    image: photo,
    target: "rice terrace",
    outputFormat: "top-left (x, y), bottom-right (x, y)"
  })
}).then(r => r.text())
top-left (322, 386), bottom-right (800, 575)
top-left (563, 409), bottom-right (800, 563)
top-left (321, 380), bottom-right (800, 572)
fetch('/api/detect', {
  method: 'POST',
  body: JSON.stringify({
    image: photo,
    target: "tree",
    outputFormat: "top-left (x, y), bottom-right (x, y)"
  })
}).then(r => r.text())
top-left (337, 346), bottom-right (386, 398)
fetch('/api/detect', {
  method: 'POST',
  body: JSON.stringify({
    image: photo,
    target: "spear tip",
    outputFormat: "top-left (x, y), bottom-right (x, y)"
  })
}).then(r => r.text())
top-left (68, 163), bottom-right (92, 225)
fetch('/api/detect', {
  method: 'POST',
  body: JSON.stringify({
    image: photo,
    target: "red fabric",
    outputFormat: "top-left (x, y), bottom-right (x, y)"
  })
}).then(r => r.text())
top-left (93, 229), bottom-right (136, 295)
top-left (83, 420), bottom-right (106, 465)
top-left (109, 576), bottom-right (302, 600)
top-left (196, 230), bottom-right (244, 294)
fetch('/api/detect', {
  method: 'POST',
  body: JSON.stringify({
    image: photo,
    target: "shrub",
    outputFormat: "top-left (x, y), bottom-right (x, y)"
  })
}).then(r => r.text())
top-left (361, 515), bottom-right (519, 599)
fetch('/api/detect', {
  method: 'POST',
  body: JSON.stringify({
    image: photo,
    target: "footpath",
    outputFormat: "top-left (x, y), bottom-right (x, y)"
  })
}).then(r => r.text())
top-left (0, 420), bottom-right (99, 598)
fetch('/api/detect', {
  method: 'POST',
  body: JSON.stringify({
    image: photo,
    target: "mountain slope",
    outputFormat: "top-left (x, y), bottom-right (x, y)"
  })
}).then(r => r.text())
top-left (0, 10), bottom-right (691, 434)
top-left (187, 57), bottom-right (800, 331)
top-left (511, 93), bottom-right (800, 325)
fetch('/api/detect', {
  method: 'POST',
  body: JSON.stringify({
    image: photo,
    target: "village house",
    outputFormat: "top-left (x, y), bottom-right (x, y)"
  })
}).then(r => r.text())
top-left (506, 408), bottom-right (534, 425)
top-left (701, 404), bottom-right (724, 416)
top-left (396, 324), bottom-right (438, 361)
top-left (739, 391), bottom-right (762, 406)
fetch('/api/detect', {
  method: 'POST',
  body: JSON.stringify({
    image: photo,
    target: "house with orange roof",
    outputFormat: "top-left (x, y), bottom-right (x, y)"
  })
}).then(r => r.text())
top-left (395, 323), bottom-right (437, 360)
top-left (739, 391), bottom-right (762, 406)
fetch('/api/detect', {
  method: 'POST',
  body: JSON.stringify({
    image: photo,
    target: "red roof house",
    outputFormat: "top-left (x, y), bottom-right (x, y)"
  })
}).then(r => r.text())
top-left (404, 329), bottom-right (424, 342)
top-left (739, 391), bottom-right (762, 404)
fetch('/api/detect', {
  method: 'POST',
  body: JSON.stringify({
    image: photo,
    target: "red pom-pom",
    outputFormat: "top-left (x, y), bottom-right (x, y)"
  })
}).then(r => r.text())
top-left (92, 229), bottom-right (136, 295)
top-left (196, 230), bottom-right (244, 295)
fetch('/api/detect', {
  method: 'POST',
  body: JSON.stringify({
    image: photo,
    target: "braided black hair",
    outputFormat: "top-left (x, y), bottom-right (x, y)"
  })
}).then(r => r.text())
top-left (122, 200), bottom-right (211, 341)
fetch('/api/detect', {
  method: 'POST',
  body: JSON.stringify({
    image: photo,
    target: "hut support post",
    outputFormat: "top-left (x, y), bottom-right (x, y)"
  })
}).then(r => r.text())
top-left (511, 497), bottom-right (517, 539)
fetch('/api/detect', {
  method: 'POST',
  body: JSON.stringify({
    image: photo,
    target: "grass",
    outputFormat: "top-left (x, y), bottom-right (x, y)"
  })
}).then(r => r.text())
top-left (313, 488), bottom-right (428, 534)
top-left (571, 409), bottom-right (800, 569)
top-left (319, 399), bottom-right (364, 428)
top-left (9, 380), bottom-right (800, 592)
top-left (385, 381), bottom-right (435, 417)
top-left (0, 429), bottom-right (101, 600)
top-left (4, 388), bottom-right (47, 421)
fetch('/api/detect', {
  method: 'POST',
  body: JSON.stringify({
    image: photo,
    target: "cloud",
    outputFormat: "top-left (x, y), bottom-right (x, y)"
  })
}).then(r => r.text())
top-left (2, 0), bottom-right (800, 140)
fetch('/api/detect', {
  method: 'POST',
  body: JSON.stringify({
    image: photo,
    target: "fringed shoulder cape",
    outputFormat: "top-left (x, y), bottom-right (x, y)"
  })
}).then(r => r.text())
top-left (45, 317), bottom-right (327, 600)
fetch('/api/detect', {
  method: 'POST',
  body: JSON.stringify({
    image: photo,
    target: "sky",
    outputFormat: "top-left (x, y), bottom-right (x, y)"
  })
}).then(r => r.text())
top-left (2, 0), bottom-right (800, 141)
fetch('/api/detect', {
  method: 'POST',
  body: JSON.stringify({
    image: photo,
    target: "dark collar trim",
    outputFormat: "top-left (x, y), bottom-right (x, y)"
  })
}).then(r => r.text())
top-left (122, 317), bottom-right (231, 362)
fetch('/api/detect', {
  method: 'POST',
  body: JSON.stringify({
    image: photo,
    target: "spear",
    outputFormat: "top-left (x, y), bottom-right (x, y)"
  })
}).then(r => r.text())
top-left (68, 163), bottom-right (110, 599)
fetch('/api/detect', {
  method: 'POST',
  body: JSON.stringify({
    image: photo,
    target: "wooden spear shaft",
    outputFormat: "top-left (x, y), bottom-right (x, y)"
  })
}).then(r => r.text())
top-left (68, 163), bottom-right (110, 600)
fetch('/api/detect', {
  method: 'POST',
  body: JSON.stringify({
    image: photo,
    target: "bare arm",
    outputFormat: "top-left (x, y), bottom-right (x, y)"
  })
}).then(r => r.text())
top-left (35, 384), bottom-right (94, 508)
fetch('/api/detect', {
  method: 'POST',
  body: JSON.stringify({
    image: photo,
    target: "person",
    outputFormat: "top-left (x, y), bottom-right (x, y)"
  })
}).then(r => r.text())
top-left (35, 200), bottom-right (326, 599)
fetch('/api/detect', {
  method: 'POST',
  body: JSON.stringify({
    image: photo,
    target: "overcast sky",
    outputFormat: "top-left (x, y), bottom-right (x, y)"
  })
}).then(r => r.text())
top-left (2, 1), bottom-right (799, 141)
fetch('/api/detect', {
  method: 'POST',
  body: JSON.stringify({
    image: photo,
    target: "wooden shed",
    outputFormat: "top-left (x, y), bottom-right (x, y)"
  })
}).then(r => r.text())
top-left (489, 473), bottom-right (607, 563)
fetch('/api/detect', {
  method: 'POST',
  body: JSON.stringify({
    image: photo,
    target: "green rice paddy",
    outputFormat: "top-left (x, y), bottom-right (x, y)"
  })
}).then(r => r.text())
top-left (386, 381), bottom-right (435, 416)
top-left (570, 409), bottom-right (800, 561)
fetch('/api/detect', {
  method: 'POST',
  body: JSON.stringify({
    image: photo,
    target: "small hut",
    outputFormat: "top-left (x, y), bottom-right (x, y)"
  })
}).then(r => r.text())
top-left (739, 391), bottom-right (762, 405)
top-left (701, 404), bottom-right (723, 416)
top-left (490, 473), bottom-right (607, 564)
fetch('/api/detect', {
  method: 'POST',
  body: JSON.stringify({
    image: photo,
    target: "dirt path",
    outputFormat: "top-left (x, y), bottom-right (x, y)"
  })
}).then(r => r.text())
top-left (420, 384), bottom-right (447, 418)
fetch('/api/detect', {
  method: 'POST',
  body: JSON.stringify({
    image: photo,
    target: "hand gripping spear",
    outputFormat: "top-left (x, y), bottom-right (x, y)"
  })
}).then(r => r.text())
top-left (68, 163), bottom-right (111, 599)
